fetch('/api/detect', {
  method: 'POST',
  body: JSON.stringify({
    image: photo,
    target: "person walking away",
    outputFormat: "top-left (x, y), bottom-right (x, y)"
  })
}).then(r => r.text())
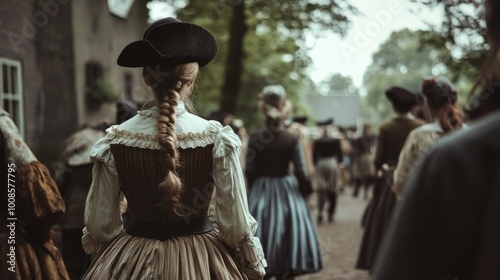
top-left (246, 85), bottom-right (322, 279)
top-left (312, 118), bottom-right (344, 223)
top-left (0, 108), bottom-right (70, 280)
top-left (56, 121), bottom-right (110, 280)
top-left (81, 17), bottom-right (266, 280)
top-left (355, 86), bottom-right (424, 272)
top-left (393, 78), bottom-right (465, 199)
top-left (351, 124), bottom-right (376, 199)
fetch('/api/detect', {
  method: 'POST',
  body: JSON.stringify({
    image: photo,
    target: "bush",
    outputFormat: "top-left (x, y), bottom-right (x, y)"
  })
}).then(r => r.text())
top-left (87, 79), bottom-right (118, 104)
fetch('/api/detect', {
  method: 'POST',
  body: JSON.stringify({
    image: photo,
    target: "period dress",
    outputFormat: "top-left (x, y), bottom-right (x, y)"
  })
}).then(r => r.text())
top-left (373, 111), bottom-right (500, 280)
top-left (82, 102), bottom-right (266, 280)
top-left (246, 125), bottom-right (322, 277)
top-left (356, 113), bottom-right (424, 271)
top-left (0, 108), bottom-right (69, 280)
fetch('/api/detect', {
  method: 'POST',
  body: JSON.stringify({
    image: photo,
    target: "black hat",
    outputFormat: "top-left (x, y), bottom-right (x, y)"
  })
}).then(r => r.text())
top-left (293, 116), bottom-right (308, 124)
top-left (385, 86), bottom-right (419, 109)
top-left (316, 118), bottom-right (333, 126)
top-left (117, 17), bottom-right (218, 68)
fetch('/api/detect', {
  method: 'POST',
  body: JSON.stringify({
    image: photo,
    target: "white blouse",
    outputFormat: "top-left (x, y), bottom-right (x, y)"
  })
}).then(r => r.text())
top-left (82, 101), bottom-right (266, 274)
top-left (392, 120), bottom-right (471, 200)
top-left (393, 122), bottom-right (443, 199)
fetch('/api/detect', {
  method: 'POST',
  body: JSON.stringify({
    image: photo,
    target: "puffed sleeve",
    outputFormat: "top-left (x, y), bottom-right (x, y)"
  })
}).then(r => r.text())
top-left (210, 125), bottom-right (267, 279)
top-left (393, 131), bottom-right (440, 199)
top-left (81, 133), bottom-right (123, 254)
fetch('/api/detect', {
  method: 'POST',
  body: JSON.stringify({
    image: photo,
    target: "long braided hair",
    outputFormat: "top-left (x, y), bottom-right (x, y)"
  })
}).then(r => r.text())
top-left (422, 78), bottom-right (463, 133)
top-left (143, 62), bottom-right (199, 215)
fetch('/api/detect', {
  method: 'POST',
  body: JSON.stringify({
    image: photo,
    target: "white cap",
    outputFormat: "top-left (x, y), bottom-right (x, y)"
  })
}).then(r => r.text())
top-left (262, 84), bottom-right (286, 97)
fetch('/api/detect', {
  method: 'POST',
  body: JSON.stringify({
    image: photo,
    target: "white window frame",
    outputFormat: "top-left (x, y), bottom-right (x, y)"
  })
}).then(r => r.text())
top-left (0, 58), bottom-right (24, 138)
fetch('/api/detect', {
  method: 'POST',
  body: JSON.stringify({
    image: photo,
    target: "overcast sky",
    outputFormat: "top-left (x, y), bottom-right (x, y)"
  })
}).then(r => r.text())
top-left (306, 0), bottom-right (444, 91)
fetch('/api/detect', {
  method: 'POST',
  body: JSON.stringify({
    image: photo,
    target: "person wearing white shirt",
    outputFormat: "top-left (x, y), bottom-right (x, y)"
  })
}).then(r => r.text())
top-left (81, 17), bottom-right (266, 280)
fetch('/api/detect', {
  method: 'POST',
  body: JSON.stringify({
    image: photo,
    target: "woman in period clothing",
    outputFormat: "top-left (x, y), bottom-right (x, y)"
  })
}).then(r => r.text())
top-left (393, 78), bottom-right (465, 199)
top-left (0, 108), bottom-right (70, 280)
top-left (355, 86), bottom-right (425, 272)
top-left (246, 85), bottom-right (322, 279)
top-left (81, 18), bottom-right (266, 280)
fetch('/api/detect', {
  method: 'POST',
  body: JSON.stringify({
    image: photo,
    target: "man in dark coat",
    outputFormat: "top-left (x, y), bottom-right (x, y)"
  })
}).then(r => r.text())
top-left (312, 118), bottom-right (343, 223)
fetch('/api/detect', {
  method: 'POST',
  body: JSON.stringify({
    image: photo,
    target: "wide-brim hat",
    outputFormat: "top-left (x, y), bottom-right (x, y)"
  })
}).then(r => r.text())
top-left (117, 17), bottom-right (218, 68)
top-left (385, 86), bottom-right (419, 107)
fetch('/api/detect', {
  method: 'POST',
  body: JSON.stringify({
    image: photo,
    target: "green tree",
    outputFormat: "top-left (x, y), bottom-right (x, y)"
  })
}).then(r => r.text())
top-left (410, 0), bottom-right (488, 82)
top-left (319, 73), bottom-right (357, 95)
top-left (362, 28), bottom-right (456, 125)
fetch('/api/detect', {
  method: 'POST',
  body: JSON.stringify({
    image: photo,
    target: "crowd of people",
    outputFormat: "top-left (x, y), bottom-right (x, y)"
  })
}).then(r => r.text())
top-left (1, 0), bottom-right (500, 279)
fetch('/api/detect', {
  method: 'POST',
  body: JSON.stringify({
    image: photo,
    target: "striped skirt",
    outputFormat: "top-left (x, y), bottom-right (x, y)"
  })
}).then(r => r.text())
top-left (248, 175), bottom-right (322, 277)
top-left (83, 230), bottom-right (246, 280)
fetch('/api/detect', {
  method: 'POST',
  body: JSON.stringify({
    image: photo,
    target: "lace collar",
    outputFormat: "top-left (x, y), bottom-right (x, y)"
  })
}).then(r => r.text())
top-left (104, 105), bottom-right (223, 150)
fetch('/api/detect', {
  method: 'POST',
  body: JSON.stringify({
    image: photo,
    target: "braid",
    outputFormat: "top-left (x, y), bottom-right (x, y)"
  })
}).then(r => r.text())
top-left (156, 88), bottom-right (184, 215)
top-left (144, 62), bottom-right (199, 216)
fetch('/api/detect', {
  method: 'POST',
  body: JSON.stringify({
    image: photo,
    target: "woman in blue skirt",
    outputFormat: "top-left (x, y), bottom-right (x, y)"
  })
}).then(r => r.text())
top-left (246, 85), bottom-right (322, 279)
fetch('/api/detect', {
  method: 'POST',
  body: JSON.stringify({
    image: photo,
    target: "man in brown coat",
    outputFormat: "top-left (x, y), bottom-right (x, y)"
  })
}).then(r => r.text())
top-left (373, 87), bottom-right (425, 170)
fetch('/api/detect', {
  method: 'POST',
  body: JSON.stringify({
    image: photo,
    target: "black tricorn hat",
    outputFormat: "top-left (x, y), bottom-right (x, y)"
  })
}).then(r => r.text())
top-left (385, 86), bottom-right (419, 108)
top-left (316, 118), bottom-right (334, 126)
top-left (117, 17), bottom-right (218, 68)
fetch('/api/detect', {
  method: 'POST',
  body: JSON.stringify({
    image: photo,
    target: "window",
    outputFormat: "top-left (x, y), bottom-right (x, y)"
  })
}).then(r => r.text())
top-left (0, 58), bottom-right (24, 137)
top-left (85, 61), bottom-right (103, 87)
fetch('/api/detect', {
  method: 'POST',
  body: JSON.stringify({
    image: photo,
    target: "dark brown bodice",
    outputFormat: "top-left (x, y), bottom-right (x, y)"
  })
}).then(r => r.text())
top-left (246, 128), bottom-right (298, 177)
top-left (110, 144), bottom-right (215, 222)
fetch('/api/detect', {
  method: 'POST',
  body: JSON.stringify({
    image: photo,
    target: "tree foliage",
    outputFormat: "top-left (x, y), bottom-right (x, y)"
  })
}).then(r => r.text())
top-left (410, 0), bottom-right (487, 82)
top-left (362, 28), bottom-right (459, 125)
